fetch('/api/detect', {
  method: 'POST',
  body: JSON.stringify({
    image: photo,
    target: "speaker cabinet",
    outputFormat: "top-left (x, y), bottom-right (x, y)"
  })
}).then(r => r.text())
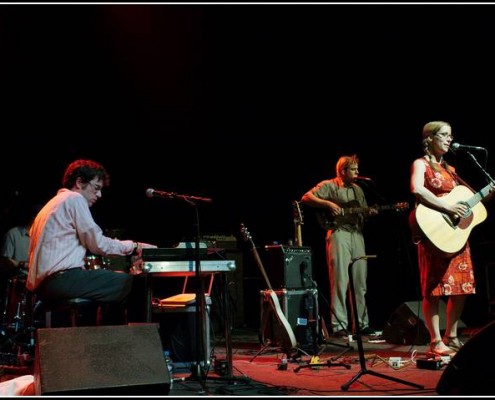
top-left (34, 324), bottom-right (171, 395)
top-left (153, 300), bottom-right (211, 368)
top-left (263, 245), bottom-right (313, 289)
top-left (437, 320), bottom-right (495, 395)
top-left (382, 300), bottom-right (465, 345)
top-left (260, 288), bottom-right (319, 351)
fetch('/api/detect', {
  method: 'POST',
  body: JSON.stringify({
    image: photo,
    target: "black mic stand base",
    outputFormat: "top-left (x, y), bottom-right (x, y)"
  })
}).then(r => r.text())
top-left (341, 256), bottom-right (424, 392)
top-left (341, 366), bottom-right (424, 391)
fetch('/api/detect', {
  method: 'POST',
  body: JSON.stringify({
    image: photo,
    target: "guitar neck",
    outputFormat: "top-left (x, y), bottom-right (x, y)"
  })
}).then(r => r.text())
top-left (292, 200), bottom-right (304, 247)
top-left (344, 204), bottom-right (390, 215)
top-left (469, 182), bottom-right (494, 208)
top-left (318, 201), bottom-right (408, 231)
top-left (294, 223), bottom-right (303, 246)
top-left (250, 246), bottom-right (273, 291)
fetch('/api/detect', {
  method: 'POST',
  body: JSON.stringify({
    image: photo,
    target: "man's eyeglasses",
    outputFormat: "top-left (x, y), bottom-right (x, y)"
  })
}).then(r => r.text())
top-left (88, 182), bottom-right (103, 193)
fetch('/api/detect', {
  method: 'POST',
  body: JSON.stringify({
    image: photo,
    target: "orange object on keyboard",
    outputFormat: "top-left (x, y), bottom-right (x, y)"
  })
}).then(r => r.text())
top-left (159, 293), bottom-right (196, 307)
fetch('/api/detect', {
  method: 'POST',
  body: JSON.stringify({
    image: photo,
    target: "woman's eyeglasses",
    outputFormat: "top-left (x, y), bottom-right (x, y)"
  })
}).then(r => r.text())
top-left (435, 132), bottom-right (454, 140)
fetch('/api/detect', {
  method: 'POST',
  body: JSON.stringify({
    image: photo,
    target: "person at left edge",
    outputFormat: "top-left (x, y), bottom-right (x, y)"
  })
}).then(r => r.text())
top-left (1, 202), bottom-right (41, 280)
top-left (27, 159), bottom-right (157, 325)
top-left (0, 202), bottom-right (41, 326)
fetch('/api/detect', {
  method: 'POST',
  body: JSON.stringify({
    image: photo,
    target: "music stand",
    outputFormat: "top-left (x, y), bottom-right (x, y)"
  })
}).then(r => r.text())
top-left (341, 255), bottom-right (424, 391)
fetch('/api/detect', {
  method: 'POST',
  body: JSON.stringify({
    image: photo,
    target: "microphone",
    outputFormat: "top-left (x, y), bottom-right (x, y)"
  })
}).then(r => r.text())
top-left (145, 188), bottom-right (176, 199)
top-left (451, 142), bottom-right (487, 152)
top-left (355, 176), bottom-right (373, 182)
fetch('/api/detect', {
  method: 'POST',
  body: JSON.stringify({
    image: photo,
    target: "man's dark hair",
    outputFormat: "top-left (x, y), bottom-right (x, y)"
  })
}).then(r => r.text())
top-left (62, 159), bottom-right (110, 189)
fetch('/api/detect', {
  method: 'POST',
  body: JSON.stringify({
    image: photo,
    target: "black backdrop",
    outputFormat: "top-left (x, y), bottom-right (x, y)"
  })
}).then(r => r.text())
top-left (2, 3), bottom-right (495, 329)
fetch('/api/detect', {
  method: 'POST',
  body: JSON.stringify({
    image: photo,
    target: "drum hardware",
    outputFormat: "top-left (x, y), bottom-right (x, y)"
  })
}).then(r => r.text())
top-left (1, 277), bottom-right (28, 332)
top-left (84, 254), bottom-right (110, 270)
top-left (0, 277), bottom-right (36, 365)
top-left (12, 294), bottom-right (27, 333)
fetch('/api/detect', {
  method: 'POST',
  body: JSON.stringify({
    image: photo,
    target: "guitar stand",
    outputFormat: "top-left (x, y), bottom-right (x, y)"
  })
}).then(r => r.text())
top-left (319, 340), bottom-right (354, 363)
top-left (249, 339), bottom-right (292, 363)
top-left (316, 317), bottom-right (354, 360)
top-left (308, 277), bottom-right (355, 358)
top-left (294, 357), bottom-right (351, 372)
top-left (341, 256), bottom-right (424, 392)
top-left (293, 312), bottom-right (352, 372)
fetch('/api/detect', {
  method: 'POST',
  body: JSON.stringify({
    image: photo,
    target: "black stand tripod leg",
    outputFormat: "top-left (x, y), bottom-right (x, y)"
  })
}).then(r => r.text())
top-left (219, 271), bottom-right (236, 381)
top-left (249, 340), bottom-right (285, 363)
top-left (329, 343), bottom-right (353, 361)
top-left (341, 256), bottom-right (424, 392)
top-left (342, 367), bottom-right (424, 391)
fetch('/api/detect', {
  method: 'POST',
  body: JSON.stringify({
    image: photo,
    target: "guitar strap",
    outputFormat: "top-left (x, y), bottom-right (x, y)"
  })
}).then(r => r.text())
top-left (423, 157), bottom-right (476, 195)
top-left (445, 167), bottom-right (476, 193)
top-left (350, 185), bottom-right (365, 229)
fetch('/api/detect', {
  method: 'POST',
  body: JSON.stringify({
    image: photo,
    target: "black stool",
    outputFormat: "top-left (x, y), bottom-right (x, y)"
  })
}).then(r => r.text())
top-left (34, 298), bottom-right (101, 328)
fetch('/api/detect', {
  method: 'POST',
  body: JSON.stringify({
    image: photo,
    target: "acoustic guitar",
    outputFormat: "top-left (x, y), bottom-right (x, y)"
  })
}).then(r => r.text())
top-left (317, 201), bottom-right (410, 230)
top-left (410, 183), bottom-right (493, 254)
top-left (240, 224), bottom-right (297, 352)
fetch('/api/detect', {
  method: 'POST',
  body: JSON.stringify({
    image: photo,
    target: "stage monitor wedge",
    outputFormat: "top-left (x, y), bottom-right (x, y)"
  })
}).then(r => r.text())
top-left (437, 320), bottom-right (495, 395)
top-left (34, 323), bottom-right (171, 395)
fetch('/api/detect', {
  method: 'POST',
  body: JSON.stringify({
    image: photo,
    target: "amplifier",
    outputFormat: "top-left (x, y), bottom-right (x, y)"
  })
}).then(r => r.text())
top-left (263, 245), bottom-right (313, 289)
top-left (260, 288), bottom-right (319, 351)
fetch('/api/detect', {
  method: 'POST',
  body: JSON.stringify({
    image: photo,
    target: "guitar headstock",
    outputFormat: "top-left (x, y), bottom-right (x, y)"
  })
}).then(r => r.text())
top-left (394, 202), bottom-right (410, 212)
top-left (240, 223), bottom-right (252, 242)
top-left (292, 200), bottom-right (304, 225)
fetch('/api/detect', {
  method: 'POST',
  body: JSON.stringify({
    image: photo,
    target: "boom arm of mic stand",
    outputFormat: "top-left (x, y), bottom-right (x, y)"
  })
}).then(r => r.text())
top-left (176, 194), bottom-right (213, 204)
top-left (464, 150), bottom-right (495, 186)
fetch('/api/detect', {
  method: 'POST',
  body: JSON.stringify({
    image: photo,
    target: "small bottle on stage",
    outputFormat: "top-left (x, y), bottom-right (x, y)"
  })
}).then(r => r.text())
top-left (164, 350), bottom-right (174, 388)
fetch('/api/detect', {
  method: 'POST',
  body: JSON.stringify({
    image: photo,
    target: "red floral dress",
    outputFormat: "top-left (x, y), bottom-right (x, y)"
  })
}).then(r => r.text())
top-left (417, 158), bottom-right (475, 297)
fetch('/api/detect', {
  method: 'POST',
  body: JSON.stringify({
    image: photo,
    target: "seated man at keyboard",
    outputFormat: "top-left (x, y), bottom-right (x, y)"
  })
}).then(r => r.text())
top-left (27, 159), bottom-right (156, 325)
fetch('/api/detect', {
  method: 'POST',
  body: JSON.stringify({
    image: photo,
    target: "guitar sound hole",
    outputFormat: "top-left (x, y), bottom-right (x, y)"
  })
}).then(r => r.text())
top-left (458, 211), bottom-right (474, 230)
top-left (443, 213), bottom-right (457, 228)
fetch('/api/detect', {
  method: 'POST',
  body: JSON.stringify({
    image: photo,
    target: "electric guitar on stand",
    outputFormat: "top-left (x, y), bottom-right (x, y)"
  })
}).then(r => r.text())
top-left (240, 224), bottom-right (297, 353)
top-left (292, 201), bottom-right (332, 346)
top-left (292, 200), bottom-right (304, 247)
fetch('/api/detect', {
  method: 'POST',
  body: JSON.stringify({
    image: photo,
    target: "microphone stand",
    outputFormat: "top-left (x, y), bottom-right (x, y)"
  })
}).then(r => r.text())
top-left (463, 150), bottom-right (495, 185)
top-left (341, 255), bottom-right (424, 392)
top-left (148, 191), bottom-right (211, 393)
top-left (181, 196), bottom-right (246, 391)
top-left (150, 191), bottom-right (246, 392)
top-left (182, 197), bottom-right (208, 394)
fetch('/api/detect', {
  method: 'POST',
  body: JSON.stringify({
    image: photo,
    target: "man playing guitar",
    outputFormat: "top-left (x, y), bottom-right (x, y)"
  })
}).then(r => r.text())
top-left (300, 154), bottom-right (378, 338)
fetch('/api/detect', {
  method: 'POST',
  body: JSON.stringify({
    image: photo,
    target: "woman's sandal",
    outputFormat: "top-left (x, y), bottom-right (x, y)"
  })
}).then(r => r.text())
top-left (443, 336), bottom-right (464, 351)
top-left (426, 340), bottom-right (457, 358)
